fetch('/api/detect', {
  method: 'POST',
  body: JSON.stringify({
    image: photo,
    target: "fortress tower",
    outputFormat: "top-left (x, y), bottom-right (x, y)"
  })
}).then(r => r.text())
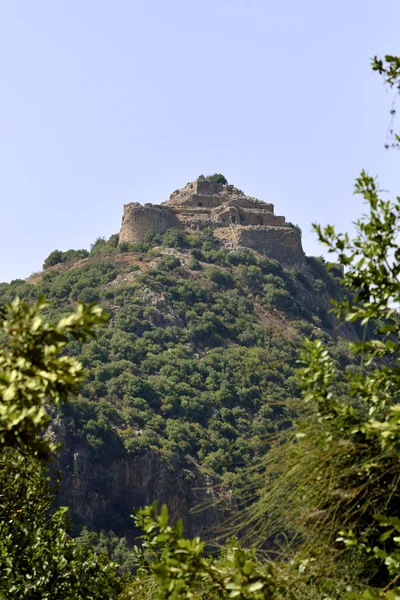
top-left (119, 203), bottom-right (182, 244)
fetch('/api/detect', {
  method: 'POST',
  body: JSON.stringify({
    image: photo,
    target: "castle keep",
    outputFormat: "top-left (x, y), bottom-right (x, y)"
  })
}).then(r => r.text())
top-left (119, 179), bottom-right (304, 265)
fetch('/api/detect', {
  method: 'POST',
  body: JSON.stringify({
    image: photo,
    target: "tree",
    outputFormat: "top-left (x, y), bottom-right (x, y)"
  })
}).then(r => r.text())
top-left (0, 297), bottom-right (124, 598)
top-left (0, 296), bottom-right (107, 457)
top-left (123, 503), bottom-right (276, 600)
top-left (235, 108), bottom-right (400, 600)
top-left (43, 249), bottom-right (63, 269)
top-left (207, 173), bottom-right (228, 185)
top-left (0, 450), bottom-right (124, 599)
top-left (198, 173), bottom-right (228, 185)
top-left (372, 54), bottom-right (400, 149)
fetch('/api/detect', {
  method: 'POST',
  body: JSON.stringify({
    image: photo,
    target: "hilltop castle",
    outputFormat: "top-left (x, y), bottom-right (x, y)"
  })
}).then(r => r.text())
top-left (119, 178), bottom-right (304, 265)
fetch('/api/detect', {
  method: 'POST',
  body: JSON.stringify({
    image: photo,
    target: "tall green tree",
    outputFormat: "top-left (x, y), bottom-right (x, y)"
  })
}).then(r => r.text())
top-left (0, 298), bottom-right (124, 599)
top-left (233, 57), bottom-right (400, 599)
top-left (122, 503), bottom-right (276, 600)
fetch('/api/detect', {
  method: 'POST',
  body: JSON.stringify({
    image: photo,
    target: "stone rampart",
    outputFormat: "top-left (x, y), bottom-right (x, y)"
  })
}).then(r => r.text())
top-left (235, 226), bottom-right (304, 265)
top-left (190, 194), bottom-right (227, 209)
top-left (232, 197), bottom-right (274, 212)
top-left (119, 203), bottom-right (182, 243)
top-left (193, 180), bottom-right (223, 195)
top-left (118, 180), bottom-right (305, 265)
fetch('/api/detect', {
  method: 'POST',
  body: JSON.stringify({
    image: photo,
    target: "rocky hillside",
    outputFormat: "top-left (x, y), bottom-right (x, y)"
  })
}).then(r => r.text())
top-left (0, 222), bottom-right (360, 539)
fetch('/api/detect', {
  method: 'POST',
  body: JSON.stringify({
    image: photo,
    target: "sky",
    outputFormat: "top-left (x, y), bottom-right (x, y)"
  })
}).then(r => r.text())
top-left (1, 1), bottom-right (400, 282)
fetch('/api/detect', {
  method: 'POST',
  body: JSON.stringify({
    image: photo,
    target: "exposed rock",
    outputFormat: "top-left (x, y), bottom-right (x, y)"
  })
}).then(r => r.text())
top-left (47, 419), bottom-right (233, 540)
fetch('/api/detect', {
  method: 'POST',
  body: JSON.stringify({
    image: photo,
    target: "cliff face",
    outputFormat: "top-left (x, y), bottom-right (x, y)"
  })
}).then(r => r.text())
top-left (119, 179), bottom-right (304, 265)
top-left (47, 412), bottom-right (232, 538)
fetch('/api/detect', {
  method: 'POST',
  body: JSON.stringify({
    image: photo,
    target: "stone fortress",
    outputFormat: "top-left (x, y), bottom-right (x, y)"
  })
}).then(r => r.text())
top-left (119, 178), bottom-right (304, 265)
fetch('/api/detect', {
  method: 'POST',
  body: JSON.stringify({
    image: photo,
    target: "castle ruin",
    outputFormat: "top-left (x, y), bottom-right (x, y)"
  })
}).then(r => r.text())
top-left (119, 179), bottom-right (304, 265)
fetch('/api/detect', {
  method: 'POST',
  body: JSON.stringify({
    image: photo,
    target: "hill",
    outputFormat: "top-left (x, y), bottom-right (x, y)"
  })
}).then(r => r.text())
top-left (0, 180), bottom-right (361, 538)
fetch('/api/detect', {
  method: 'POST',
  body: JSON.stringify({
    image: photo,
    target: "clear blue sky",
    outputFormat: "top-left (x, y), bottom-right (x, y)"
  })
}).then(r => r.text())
top-left (1, 1), bottom-right (400, 282)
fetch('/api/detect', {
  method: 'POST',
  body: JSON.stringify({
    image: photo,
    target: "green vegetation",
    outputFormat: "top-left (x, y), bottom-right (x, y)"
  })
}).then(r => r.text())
top-left (0, 299), bottom-right (124, 598)
top-left (0, 227), bottom-right (350, 499)
top-left (124, 504), bottom-right (275, 599)
top-left (198, 173), bottom-right (228, 185)
top-left (2, 50), bottom-right (400, 600)
top-left (0, 297), bottom-right (107, 457)
top-left (227, 168), bottom-right (400, 599)
top-left (43, 248), bottom-right (89, 269)
top-left (117, 53), bottom-right (400, 600)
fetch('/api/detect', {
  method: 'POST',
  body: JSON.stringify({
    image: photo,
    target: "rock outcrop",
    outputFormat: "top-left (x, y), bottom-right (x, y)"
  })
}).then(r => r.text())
top-left (47, 412), bottom-right (232, 539)
top-left (120, 179), bottom-right (304, 265)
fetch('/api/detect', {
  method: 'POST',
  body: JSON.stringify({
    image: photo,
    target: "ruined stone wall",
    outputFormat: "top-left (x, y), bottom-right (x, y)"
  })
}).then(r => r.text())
top-left (233, 197), bottom-right (274, 212)
top-left (211, 207), bottom-right (238, 226)
top-left (193, 180), bottom-right (223, 195)
top-left (178, 211), bottom-right (214, 229)
top-left (210, 207), bottom-right (285, 227)
top-left (235, 226), bottom-right (304, 265)
top-left (119, 203), bottom-right (182, 243)
top-left (241, 211), bottom-right (285, 227)
top-left (264, 214), bottom-right (285, 226)
top-left (119, 181), bottom-right (303, 265)
top-left (189, 194), bottom-right (225, 209)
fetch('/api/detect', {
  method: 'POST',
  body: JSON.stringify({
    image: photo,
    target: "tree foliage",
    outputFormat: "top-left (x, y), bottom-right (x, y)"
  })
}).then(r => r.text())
top-left (43, 249), bottom-right (89, 269)
top-left (0, 450), bottom-right (124, 599)
top-left (0, 299), bottom-right (123, 599)
top-left (372, 54), bottom-right (400, 149)
top-left (198, 173), bottom-right (228, 185)
top-left (0, 297), bottom-right (107, 457)
top-left (4, 50), bottom-right (400, 600)
top-left (124, 503), bottom-right (276, 600)
top-left (234, 162), bottom-right (400, 599)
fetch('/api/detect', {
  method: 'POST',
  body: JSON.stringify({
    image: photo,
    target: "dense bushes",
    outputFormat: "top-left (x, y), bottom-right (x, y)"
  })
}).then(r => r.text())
top-left (197, 173), bottom-right (228, 185)
top-left (43, 248), bottom-right (89, 269)
top-left (0, 299), bottom-right (123, 599)
top-left (0, 231), bottom-right (354, 504)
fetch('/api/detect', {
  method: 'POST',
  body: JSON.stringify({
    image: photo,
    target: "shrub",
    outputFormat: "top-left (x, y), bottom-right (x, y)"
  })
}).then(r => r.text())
top-left (90, 237), bottom-right (108, 257)
top-left (144, 229), bottom-right (162, 245)
top-left (162, 228), bottom-right (190, 249)
top-left (62, 249), bottom-right (89, 263)
top-left (205, 267), bottom-right (234, 288)
top-left (263, 284), bottom-right (297, 314)
top-left (43, 249), bottom-right (90, 270)
top-left (157, 255), bottom-right (181, 271)
top-left (188, 258), bottom-right (202, 271)
top-left (43, 250), bottom-right (63, 269)
top-left (257, 256), bottom-right (284, 276)
top-left (198, 173), bottom-right (228, 185)
top-left (119, 242), bottom-right (130, 253)
top-left (190, 248), bottom-right (204, 260)
top-left (107, 233), bottom-right (119, 248)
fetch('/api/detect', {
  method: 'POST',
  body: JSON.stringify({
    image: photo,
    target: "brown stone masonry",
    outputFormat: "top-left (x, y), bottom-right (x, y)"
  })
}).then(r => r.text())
top-left (119, 179), bottom-right (305, 264)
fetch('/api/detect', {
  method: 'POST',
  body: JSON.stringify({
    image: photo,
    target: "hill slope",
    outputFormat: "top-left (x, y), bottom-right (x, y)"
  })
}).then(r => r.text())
top-left (0, 227), bottom-right (360, 536)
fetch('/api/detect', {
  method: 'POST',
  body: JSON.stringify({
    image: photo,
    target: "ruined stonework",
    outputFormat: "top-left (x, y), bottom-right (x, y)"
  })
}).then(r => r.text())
top-left (119, 203), bottom-right (181, 244)
top-left (119, 179), bottom-right (304, 264)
